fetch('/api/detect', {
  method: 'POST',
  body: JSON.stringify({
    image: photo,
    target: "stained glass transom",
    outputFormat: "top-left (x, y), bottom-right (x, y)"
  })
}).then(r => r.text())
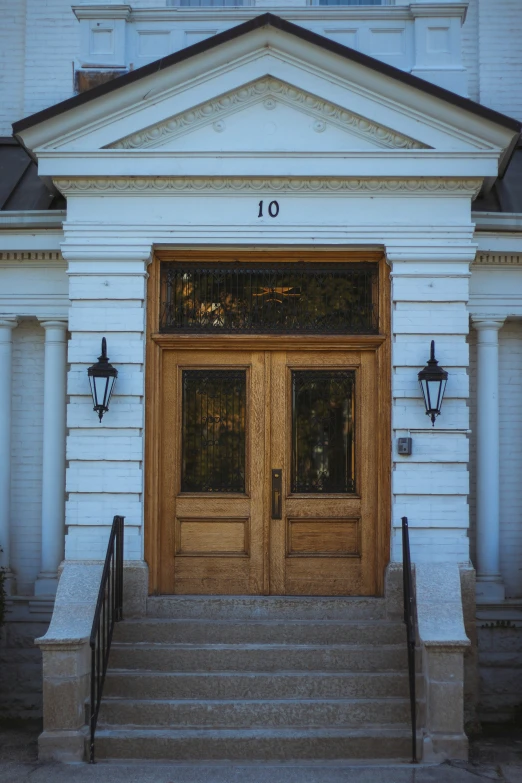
top-left (160, 262), bottom-right (378, 334)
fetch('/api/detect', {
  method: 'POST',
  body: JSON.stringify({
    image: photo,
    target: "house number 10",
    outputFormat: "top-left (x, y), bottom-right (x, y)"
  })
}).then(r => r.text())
top-left (258, 200), bottom-right (280, 218)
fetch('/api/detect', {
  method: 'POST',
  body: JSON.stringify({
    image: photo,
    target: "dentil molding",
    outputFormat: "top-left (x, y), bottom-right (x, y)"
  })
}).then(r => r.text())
top-left (474, 253), bottom-right (522, 266)
top-left (108, 77), bottom-right (427, 152)
top-left (0, 251), bottom-right (64, 263)
top-left (54, 177), bottom-right (482, 196)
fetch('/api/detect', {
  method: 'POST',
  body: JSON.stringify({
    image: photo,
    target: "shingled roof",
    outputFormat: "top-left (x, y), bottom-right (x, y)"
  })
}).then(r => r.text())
top-left (0, 137), bottom-right (64, 210)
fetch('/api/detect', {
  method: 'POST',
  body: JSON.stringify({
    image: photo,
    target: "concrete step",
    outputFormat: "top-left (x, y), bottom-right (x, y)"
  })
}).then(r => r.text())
top-left (98, 697), bottom-right (411, 728)
top-left (114, 619), bottom-right (405, 646)
top-left (91, 726), bottom-right (414, 761)
top-left (103, 670), bottom-right (411, 700)
top-left (108, 643), bottom-right (407, 672)
top-left (147, 596), bottom-right (387, 621)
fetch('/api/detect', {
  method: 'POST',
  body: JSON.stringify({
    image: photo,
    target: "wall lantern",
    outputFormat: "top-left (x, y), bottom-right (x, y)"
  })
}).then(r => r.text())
top-left (87, 338), bottom-right (118, 422)
top-left (418, 340), bottom-right (448, 426)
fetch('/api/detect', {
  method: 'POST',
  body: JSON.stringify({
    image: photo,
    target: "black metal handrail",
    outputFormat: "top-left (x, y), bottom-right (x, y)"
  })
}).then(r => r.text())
top-left (89, 515), bottom-right (124, 764)
top-left (402, 516), bottom-right (418, 764)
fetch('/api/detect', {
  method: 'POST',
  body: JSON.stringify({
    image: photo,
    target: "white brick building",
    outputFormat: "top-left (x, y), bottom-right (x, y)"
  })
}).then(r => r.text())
top-left (0, 0), bottom-right (521, 763)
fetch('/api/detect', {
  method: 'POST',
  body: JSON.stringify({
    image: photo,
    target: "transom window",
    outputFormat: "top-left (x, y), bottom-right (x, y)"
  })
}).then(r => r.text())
top-left (160, 261), bottom-right (378, 335)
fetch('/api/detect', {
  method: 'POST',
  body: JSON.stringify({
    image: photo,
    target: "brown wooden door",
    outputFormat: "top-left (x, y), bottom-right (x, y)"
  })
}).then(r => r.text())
top-left (161, 350), bottom-right (267, 594)
top-left (159, 346), bottom-right (378, 596)
top-left (269, 350), bottom-right (378, 596)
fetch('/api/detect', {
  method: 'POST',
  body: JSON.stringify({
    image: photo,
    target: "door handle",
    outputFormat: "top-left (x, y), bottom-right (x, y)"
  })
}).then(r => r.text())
top-left (272, 469), bottom-right (282, 519)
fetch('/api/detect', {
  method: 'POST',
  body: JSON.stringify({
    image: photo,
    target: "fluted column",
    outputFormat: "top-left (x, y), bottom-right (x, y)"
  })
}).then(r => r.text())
top-left (35, 320), bottom-right (68, 596)
top-left (473, 317), bottom-right (505, 603)
top-left (0, 318), bottom-right (18, 594)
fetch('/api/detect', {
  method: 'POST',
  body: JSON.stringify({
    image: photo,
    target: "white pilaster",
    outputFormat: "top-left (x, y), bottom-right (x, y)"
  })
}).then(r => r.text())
top-left (473, 317), bottom-right (505, 603)
top-left (35, 319), bottom-right (68, 597)
top-left (0, 317), bottom-right (18, 593)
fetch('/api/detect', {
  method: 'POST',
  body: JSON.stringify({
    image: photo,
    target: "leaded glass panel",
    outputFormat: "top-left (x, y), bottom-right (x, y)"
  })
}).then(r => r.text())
top-left (160, 262), bottom-right (377, 334)
top-left (292, 370), bottom-right (355, 494)
top-left (182, 370), bottom-right (246, 493)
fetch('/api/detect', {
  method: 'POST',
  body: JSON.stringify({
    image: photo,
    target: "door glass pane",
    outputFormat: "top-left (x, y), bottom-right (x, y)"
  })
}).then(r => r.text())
top-left (292, 371), bottom-right (355, 494)
top-left (182, 370), bottom-right (246, 493)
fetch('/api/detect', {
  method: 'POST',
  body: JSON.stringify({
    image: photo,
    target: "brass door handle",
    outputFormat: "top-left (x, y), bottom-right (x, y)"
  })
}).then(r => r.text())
top-left (272, 469), bottom-right (282, 519)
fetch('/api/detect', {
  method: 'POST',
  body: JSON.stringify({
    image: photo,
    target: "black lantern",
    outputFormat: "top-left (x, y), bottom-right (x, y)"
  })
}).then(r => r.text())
top-left (418, 340), bottom-right (448, 426)
top-left (87, 338), bottom-right (118, 422)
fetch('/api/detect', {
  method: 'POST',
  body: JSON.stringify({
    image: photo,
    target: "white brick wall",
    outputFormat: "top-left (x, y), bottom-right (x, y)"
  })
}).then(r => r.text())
top-left (477, 0), bottom-right (522, 121)
top-left (10, 320), bottom-right (44, 595)
top-left (0, 0), bottom-right (26, 136)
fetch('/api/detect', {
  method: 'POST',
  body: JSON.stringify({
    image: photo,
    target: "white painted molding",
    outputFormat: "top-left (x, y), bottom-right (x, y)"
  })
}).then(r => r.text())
top-left (54, 177), bottom-right (482, 197)
top-left (73, 3), bottom-right (469, 23)
top-left (109, 77), bottom-right (427, 152)
top-left (473, 253), bottom-right (522, 266)
top-left (0, 212), bottom-right (66, 230)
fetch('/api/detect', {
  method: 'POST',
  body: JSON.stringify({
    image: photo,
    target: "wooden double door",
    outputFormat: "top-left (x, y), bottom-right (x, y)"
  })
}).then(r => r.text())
top-left (158, 345), bottom-right (381, 595)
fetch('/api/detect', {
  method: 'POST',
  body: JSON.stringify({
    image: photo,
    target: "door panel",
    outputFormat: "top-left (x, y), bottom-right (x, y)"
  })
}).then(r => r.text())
top-left (269, 351), bottom-right (378, 596)
top-left (160, 351), bottom-right (266, 594)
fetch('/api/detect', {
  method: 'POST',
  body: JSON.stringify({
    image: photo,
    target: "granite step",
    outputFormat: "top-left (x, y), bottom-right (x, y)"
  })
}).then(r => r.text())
top-left (91, 726), bottom-right (415, 761)
top-left (113, 619), bottom-right (405, 646)
top-left (146, 596), bottom-right (387, 621)
top-left (108, 643), bottom-right (407, 672)
top-left (97, 697), bottom-right (411, 728)
top-left (103, 670), bottom-right (411, 700)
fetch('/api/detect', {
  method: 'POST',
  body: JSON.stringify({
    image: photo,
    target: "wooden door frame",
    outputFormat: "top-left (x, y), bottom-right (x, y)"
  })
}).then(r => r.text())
top-left (145, 249), bottom-right (391, 596)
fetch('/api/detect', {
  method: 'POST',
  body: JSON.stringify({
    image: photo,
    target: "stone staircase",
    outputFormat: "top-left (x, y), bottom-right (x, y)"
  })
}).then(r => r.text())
top-left (92, 595), bottom-right (420, 762)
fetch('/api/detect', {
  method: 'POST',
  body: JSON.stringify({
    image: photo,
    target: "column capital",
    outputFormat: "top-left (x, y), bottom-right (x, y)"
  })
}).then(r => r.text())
top-left (39, 319), bottom-right (68, 332)
top-left (471, 317), bottom-right (506, 332)
top-left (0, 317), bottom-right (19, 331)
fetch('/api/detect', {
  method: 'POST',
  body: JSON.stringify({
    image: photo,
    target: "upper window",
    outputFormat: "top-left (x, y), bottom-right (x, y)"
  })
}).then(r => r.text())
top-left (167, 0), bottom-right (248, 6)
top-left (313, 0), bottom-right (390, 4)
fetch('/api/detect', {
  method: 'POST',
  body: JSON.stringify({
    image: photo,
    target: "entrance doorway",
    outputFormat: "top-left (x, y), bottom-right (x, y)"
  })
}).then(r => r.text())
top-left (145, 252), bottom-right (390, 596)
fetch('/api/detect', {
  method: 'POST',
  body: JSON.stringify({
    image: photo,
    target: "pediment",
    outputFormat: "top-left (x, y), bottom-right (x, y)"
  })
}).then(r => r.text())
top-left (107, 77), bottom-right (428, 153)
top-left (13, 13), bottom-right (519, 181)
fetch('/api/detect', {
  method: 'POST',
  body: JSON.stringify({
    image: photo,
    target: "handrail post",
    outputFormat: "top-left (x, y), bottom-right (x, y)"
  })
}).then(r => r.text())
top-left (401, 516), bottom-right (418, 764)
top-left (88, 515), bottom-right (124, 763)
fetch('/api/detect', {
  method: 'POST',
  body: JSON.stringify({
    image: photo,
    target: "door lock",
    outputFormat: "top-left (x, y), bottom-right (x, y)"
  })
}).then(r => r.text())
top-left (272, 469), bottom-right (282, 519)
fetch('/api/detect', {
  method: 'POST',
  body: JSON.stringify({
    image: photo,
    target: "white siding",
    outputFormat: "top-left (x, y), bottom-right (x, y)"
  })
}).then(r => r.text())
top-left (391, 267), bottom-right (471, 565)
top-left (64, 263), bottom-right (147, 562)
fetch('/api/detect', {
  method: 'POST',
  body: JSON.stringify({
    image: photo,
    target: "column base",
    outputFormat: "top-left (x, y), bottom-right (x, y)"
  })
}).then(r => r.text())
top-left (34, 572), bottom-right (59, 597)
top-left (476, 576), bottom-right (505, 603)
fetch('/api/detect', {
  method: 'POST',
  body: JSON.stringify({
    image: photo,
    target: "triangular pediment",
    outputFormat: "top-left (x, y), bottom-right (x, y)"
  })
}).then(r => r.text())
top-left (13, 13), bottom-right (519, 181)
top-left (107, 77), bottom-right (427, 153)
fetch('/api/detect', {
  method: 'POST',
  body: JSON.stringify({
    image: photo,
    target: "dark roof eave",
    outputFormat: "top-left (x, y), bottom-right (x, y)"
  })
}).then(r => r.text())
top-left (12, 13), bottom-right (522, 140)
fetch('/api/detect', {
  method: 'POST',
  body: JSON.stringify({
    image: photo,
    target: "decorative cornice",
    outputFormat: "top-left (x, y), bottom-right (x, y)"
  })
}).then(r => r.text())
top-left (108, 77), bottom-right (427, 152)
top-left (474, 253), bottom-right (522, 266)
top-left (54, 177), bottom-right (482, 196)
top-left (0, 251), bottom-right (64, 263)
